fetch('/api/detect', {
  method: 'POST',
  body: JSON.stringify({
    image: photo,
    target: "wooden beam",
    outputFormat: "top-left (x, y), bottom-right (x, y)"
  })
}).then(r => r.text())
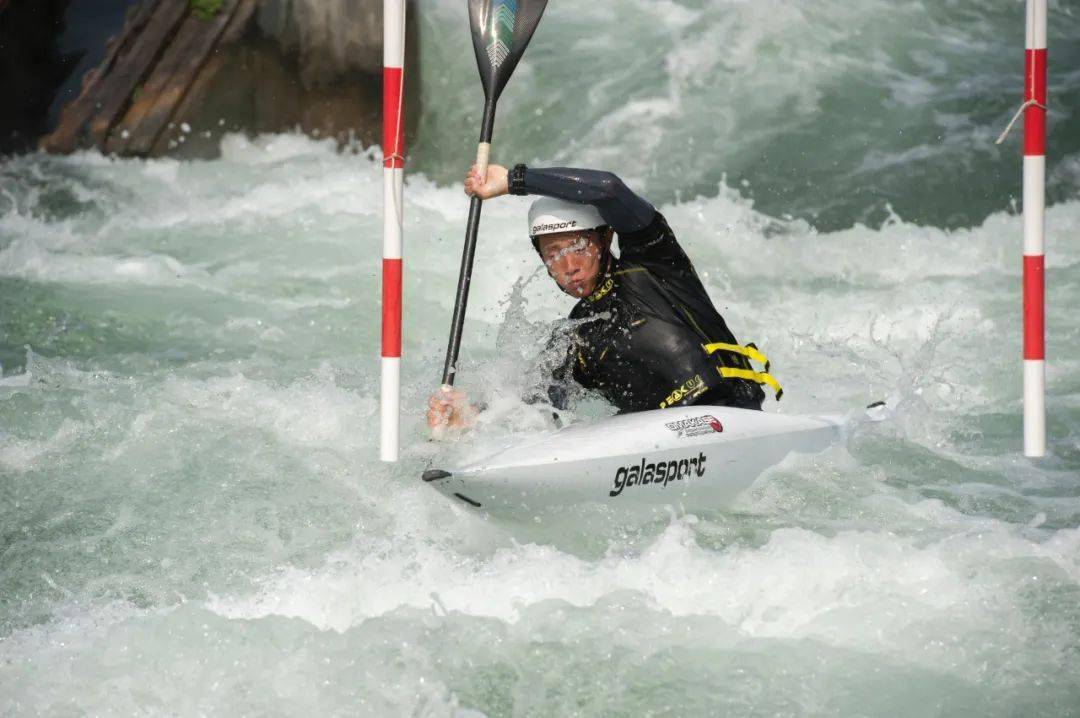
top-left (40, 0), bottom-right (161, 153)
top-left (152, 0), bottom-right (259, 155)
top-left (109, 0), bottom-right (246, 155)
top-left (85, 0), bottom-right (190, 149)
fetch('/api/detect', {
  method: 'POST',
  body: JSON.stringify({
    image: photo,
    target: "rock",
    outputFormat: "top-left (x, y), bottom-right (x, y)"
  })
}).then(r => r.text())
top-left (257, 0), bottom-right (382, 84)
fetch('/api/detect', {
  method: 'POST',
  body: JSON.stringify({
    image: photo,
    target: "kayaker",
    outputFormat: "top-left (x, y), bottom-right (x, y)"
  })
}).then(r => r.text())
top-left (427, 163), bottom-right (781, 430)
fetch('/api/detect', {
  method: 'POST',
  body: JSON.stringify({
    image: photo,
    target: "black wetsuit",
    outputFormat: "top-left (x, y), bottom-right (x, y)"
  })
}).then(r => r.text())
top-left (510, 164), bottom-right (767, 413)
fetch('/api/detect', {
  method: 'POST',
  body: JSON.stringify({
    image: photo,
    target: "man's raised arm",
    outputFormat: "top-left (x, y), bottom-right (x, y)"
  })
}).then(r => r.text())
top-left (507, 165), bottom-right (655, 235)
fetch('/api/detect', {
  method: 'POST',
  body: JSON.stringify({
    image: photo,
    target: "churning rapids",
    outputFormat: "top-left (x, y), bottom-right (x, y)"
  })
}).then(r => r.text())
top-left (2, 0), bottom-right (1080, 715)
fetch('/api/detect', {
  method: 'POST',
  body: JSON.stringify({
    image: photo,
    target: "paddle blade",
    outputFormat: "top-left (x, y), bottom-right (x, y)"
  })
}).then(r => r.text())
top-left (468, 0), bottom-right (548, 100)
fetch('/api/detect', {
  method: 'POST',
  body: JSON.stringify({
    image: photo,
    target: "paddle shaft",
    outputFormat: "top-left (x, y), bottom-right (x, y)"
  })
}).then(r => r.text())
top-left (441, 99), bottom-right (498, 388)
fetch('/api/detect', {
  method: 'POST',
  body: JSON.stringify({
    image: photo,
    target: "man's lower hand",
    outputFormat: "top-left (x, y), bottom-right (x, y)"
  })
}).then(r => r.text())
top-left (427, 388), bottom-right (478, 435)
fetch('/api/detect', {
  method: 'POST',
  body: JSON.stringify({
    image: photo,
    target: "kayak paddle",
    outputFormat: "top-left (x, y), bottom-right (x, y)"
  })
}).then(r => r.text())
top-left (440, 0), bottom-right (549, 389)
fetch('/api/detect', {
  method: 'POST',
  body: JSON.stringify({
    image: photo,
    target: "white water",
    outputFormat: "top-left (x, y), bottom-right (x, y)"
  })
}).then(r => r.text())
top-left (1, 134), bottom-right (1078, 715)
top-left (3, 0), bottom-right (1080, 713)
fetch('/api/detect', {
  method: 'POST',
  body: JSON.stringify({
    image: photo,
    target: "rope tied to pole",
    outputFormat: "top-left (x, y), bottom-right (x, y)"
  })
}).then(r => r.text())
top-left (995, 98), bottom-right (1047, 145)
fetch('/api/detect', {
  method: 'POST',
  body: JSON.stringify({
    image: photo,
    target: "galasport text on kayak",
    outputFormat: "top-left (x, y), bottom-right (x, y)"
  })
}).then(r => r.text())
top-left (609, 453), bottom-right (708, 497)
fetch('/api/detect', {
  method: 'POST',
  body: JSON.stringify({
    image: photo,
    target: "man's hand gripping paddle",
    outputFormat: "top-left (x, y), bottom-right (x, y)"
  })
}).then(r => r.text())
top-left (439, 0), bottom-right (548, 394)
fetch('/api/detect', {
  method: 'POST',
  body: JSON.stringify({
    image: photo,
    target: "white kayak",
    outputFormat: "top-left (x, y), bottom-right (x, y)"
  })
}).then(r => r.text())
top-left (422, 405), bottom-right (845, 520)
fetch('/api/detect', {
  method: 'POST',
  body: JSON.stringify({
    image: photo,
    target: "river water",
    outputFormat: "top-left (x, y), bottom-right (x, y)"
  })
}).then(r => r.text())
top-left (2, 1), bottom-right (1080, 715)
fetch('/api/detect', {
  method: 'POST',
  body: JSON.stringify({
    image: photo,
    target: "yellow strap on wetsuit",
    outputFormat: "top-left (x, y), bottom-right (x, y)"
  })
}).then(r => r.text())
top-left (716, 367), bottom-right (784, 399)
top-left (702, 341), bottom-right (784, 400)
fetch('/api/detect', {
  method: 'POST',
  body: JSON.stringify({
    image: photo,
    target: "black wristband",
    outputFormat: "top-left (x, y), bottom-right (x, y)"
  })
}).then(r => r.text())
top-left (509, 163), bottom-right (528, 195)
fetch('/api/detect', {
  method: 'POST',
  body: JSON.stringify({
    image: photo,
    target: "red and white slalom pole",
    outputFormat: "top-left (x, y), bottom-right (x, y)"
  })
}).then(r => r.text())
top-left (1022, 0), bottom-right (1047, 458)
top-left (381, 0), bottom-right (406, 462)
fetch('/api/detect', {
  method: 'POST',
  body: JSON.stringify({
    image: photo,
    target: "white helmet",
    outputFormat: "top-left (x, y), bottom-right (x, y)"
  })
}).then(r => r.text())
top-left (528, 197), bottom-right (606, 241)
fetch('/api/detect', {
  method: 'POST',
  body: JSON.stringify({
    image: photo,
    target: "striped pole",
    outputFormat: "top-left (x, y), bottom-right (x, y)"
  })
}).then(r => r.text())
top-left (1023, 0), bottom-right (1047, 458)
top-left (381, 0), bottom-right (406, 462)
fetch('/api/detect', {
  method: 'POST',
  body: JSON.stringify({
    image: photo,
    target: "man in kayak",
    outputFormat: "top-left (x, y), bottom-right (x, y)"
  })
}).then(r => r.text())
top-left (427, 163), bottom-right (781, 430)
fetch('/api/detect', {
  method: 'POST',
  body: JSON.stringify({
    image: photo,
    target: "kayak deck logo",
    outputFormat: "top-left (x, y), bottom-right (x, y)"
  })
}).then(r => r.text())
top-left (664, 414), bottom-right (723, 438)
top-left (609, 452), bottom-right (707, 497)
